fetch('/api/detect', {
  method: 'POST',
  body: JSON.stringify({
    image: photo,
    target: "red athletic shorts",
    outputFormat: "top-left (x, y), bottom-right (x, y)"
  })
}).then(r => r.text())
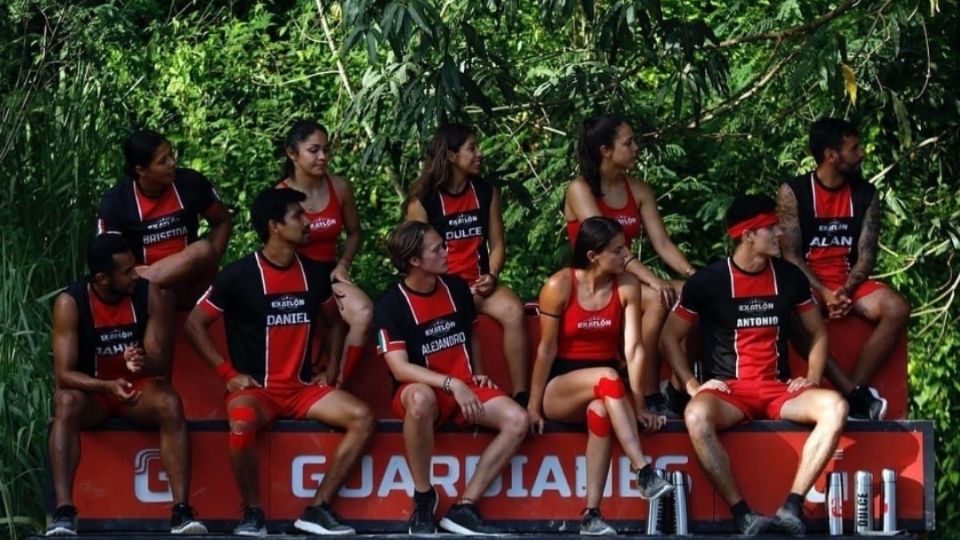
top-left (699, 379), bottom-right (811, 420)
top-left (815, 277), bottom-right (887, 304)
top-left (226, 384), bottom-right (334, 420)
top-left (393, 381), bottom-right (507, 427)
top-left (93, 377), bottom-right (155, 417)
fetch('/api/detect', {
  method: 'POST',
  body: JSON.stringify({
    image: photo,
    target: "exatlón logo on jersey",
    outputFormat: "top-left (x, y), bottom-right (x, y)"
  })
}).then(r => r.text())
top-left (271, 295), bottom-right (306, 312)
top-left (578, 316), bottom-right (613, 330)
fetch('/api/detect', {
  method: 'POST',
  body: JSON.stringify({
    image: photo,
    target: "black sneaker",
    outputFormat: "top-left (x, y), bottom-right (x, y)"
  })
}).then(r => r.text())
top-left (848, 386), bottom-right (888, 420)
top-left (294, 503), bottom-right (355, 535)
top-left (408, 488), bottom-right (438, 535)
top-left (234, 506), bottom-right (267, 537)
top-left (646, 393), bottom-right (680, 419)
top-left (737, 511), bottom-right (774, 536)
top-left (438, 503), bottom-right (504, 535)
top-left (664, 381), bottom-right (690, 416)
top-left (579, 508), bottom-right (616, 535)
top-left (45, 505), bottom-right (77, 536)
top-left (772, 507), bottom-right (806, 536)
top-left (170, 503), bottom-right (207, 535)
top-left (636, 466), bottom-right (675, 500)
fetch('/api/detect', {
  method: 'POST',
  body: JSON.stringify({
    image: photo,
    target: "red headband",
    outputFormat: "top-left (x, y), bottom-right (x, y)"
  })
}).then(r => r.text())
top-left (727, 212), bottom-right (779, 239)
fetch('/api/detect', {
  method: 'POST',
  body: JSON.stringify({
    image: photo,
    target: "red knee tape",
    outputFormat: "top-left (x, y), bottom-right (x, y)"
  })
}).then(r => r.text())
top-left (586, 409), bottom-right (611, 437)
top-left (228, 407), bottom-right (257, 451)
top-left (593, 377), bottom-right (625, 400)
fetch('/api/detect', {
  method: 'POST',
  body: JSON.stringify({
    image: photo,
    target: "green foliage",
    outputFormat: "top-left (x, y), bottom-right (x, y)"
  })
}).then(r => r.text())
top-left (2, 0), bottom-right (959, 537)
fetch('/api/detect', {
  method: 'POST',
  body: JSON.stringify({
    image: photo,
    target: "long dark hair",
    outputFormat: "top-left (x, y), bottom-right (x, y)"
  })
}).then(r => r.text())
top-left (572, 217), bottom-right (623, 269)
top-left (407, 123), bottom-right (475, 207)
top-left (282, 120), bottom-right (329, 179)
top-left (577, 116), bottom-right (627, 197)
top-left (123, 130), bottom-right (169, 180)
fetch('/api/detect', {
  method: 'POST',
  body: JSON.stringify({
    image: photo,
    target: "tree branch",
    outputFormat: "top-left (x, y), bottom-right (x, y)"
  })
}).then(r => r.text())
top-left (706, 0), bottom-right (862, 49)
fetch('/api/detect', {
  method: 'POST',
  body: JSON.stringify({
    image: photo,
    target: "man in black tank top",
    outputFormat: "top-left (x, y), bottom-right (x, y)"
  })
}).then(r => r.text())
top-left (661, 195), bottom-right (847, 536)
top-left (47, 235), bottom-right (204, 536)
top-left (777, 118), bottom-right (910, 420)
top-left (374, 221), bottom-right (529, 536)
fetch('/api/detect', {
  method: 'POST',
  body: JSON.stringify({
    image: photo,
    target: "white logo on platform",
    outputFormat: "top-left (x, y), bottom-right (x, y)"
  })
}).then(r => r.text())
top-left (134, 449), bottom-right (173, 503)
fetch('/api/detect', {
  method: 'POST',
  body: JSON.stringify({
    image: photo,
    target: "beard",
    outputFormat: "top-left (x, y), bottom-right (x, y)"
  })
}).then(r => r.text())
top-left (839, 163), bottom-right (863, 183)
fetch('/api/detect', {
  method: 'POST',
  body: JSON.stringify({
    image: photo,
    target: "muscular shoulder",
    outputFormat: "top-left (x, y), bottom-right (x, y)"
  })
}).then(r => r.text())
top-left (539, 269), bottom-right (573, 309)
top-left (616, 271), bottom-right (643, 303)
top-left (627, 177), bottom-right (655, 205)
top-left (328, 175), bottom-right (354, 199)
top-left (566, 177), bottom-right (593, 200)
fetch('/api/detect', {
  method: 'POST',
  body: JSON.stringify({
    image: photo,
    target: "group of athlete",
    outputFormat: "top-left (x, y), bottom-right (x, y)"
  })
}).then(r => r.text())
top-left (46, 116), bottom-right (910, 537)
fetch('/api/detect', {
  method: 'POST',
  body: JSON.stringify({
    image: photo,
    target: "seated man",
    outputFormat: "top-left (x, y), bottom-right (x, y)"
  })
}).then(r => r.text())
top-left (778, 118), bottom-right (910, 419)
top-left (47, 234), bottom-right (205, 536)
top-left (660, 195), bottom-right (848, 536)
top-left (184, 188), bottom-right (373, 536)
top-left (375, 221), bottom-right (529, 535)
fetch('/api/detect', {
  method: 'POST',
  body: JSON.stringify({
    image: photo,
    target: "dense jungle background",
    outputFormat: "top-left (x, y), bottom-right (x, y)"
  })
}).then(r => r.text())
top-left (1, 0), bottom-right (958, 537)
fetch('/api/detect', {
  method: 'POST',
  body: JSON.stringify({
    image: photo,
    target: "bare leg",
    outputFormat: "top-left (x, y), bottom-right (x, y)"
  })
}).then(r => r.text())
top-left (331, 281), bottom-right (373, 384)
top-left (400, 384), bottom-right (438, 492)
top-left (584, 400), bottom-right (612, 510)
top-left (850, 289), bottom-right (910, 386)
top-left (124, 380), bottom-right (191, 503)
top-left (49, 390), bottom-right (108, 507)
top-left (684, 394), bottom-right (747, 505)
top-left (224, 396), bottom-right (272, 507)
top-left (778, 389), bottom-right (848, 494)
top-left (639, 284), bottom-right (668, 395)
top-left (303, 389), bottom-right (374, 504)
top-left (475, 285), bottom-right (529, 393)
top-left (461, 397), bottom-right (528, 502)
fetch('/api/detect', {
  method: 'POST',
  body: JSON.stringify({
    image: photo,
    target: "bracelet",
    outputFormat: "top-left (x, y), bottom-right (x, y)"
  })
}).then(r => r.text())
top-left (214, 361), bottom-right (240, 383)
top-left (442, 376), bottom-right (453, 394)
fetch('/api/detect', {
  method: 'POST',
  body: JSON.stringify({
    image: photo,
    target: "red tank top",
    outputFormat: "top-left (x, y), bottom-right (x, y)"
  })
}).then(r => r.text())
top-left (556, 269), bottom-right (623, 360)
top-left (279, 178), bottom-right (343, 263)
top-left (566, 179), bottom-right (643, 246)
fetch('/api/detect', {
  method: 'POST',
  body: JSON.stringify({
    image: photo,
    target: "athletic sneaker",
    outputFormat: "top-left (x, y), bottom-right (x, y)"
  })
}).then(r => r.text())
top-left (848, 386), bottom-right (888, 420)
top-left (438, 503), bottom-right (504, 535)
top-left (646, 393), bottom-right (680, 419)
top-left (636, 466), bottom-right (675, 500)
top-left (408, 487), bottom-right (438, 534)
top-left (170, 503), bottom-right (207, 535)
top-left (45, 505), bottom-right (77, 536)
top-left (579, 508), bottom-right (616, 535)
top-left (772, 507), bottom-right (806, 536)
top-left (737, 512), bottom-right (774, 536)
top-left (234, 506), bottom-right (267, 537)
top-left (294, 503), bottom-right (355, 535)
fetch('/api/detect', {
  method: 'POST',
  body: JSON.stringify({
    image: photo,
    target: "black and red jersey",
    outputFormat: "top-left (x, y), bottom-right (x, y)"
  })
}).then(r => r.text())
top-left (196, 252), bottom-right (332, 389)
top-left (784, 173), bottom-right (875, 284)
top-left (419, 179), bottom-right (493, 282)
top-left (374, 275), bottom-right (477, 383)
top-left (62, 278), bottom-right (150, 380)
top-left (97, 168), bottom-right (220, 265)
top-left (673, 257), bottom-right (816, 381)
top-left (556, 270), bottom-right (623, 361)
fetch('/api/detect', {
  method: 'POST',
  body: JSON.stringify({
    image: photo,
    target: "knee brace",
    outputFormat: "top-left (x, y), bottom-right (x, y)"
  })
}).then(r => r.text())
top-left (586, 409), bottom-right (611, 437)
top-left (228, 407), bottom-right (257, 451)
top-left (593, 377), bottom-right (625, 400)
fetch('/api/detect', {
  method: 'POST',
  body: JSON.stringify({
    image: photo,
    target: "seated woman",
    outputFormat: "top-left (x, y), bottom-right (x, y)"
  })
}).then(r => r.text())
top-left (404, 123), bottom-right (529, 402)
top-left (97, 130), bottom-right (232, 306)
top-left (278, 120), bottom-right (373, 386)
top-left (528, 217), bottom-right (673, 536)
top-left (565, 116), bottom-right (696, 414)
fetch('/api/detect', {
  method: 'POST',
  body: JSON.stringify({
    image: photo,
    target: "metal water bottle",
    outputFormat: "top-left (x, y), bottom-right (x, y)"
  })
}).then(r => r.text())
top-left (854, 471), bottom-right (874, 534)
top-left (672, 471), bottom-right (689, 535)
top-left (646, 469), bottom-right (668, 535)
top-left (881, 469), bottom-right (897, 532)
top-left (827, 472), bottom-right (844, 535)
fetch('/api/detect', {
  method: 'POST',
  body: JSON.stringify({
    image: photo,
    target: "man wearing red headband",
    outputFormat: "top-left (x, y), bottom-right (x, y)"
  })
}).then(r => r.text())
top-left (777, 118), bottom-right (910, 420)
top-left (661, 194), bottom-right (847, 536)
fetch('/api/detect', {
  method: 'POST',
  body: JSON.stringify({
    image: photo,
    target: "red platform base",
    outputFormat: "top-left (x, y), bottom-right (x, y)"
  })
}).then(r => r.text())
top-left (68, 420), bottom-right (934, 533)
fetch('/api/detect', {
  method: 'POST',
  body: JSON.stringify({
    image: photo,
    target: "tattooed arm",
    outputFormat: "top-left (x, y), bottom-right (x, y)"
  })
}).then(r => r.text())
top-left (842, 193), bottom-right (880, 296)
top-left (777, 183), bottom-right (826, 292)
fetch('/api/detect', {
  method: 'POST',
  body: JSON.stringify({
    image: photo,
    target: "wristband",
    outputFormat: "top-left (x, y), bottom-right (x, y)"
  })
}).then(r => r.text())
top-left (442, 376), bottom-right (453, 394)
top-left (215, 361), bottom-right (240, 383)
